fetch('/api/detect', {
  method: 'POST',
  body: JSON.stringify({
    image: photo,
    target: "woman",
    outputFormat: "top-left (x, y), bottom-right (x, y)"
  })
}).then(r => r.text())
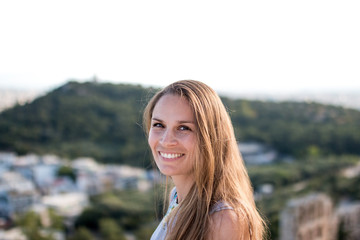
top-left (143, 80), bottom-right (266, 240)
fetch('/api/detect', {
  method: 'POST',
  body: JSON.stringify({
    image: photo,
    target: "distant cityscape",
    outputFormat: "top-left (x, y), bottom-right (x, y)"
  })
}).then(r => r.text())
top-left (1, 88), bottom-right (360, 113)
top-left (0, 151), bottom-right (157, 240)
top-left (0, 149), bottom-right (359, 239)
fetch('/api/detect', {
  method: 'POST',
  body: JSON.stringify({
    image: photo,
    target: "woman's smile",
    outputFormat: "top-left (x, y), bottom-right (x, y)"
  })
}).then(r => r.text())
top-left (159, 151), bottom-right (185, 160)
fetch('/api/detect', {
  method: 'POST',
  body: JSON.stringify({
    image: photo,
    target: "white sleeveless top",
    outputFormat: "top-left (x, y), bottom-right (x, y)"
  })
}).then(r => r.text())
top-left (150, 188), bottom-right (233, 240)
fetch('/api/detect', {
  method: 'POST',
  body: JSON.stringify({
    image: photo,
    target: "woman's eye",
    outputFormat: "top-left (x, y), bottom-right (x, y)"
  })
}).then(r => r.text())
top-left (179, 125), bottom-right (191, 131)
top-left (152, 123), bottom-right (164, 128)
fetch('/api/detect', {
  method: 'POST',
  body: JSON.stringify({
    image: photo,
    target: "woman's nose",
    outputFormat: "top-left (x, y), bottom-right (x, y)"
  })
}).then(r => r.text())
top-left (160, 129), bottom-right (177, 146)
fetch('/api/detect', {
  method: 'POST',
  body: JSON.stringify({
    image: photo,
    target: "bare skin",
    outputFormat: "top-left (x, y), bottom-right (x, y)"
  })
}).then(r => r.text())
top-left (208, 210), bottom-right (251, 240)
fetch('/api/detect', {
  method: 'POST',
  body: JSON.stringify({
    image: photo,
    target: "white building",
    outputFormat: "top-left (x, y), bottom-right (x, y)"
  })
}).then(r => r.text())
top-left (105, 164), bottom-right (152, 191)
top-left (0, 228), bottom-right (27, 240)
top-left (72, 157), bottom-right (102, 172)
top-left (42, 192), bottom-right (89, 218)
top-left (12, 154), bottom-right (40, 181)
top-left (0, 172), bottom-right (39, 217)
top-left (0, 152), bottom-right (16, 175)
top-left (238, 142), bottom-right (277, 165)
top-left (33, 163), bottom-right (60, 188)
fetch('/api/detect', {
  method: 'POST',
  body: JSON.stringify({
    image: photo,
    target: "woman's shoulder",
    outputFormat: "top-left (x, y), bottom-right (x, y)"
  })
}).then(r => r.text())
top-left (208, 204), bottom-right (250, 240)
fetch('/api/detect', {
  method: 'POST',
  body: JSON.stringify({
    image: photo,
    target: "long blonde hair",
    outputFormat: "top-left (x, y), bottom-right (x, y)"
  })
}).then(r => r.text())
top-left (143, 80), bottom-right (266, 240)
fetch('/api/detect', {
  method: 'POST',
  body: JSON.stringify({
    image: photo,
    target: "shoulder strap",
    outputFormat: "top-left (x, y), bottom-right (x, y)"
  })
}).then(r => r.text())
top-left (210, 201), bottom-right (234, 215)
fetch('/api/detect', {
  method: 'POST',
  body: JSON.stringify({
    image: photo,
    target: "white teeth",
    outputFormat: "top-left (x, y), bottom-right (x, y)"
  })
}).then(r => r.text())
top-left (160, 152), bottom-right (183, 159)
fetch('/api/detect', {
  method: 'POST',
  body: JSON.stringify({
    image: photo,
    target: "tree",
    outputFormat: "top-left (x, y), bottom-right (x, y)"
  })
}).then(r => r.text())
top-left (99, 218), bottom-right (126, 240)
top-left (16, 211), bottom-right (54, 240)
top-left (67, 227), bottom-right (94, 240)
top-left (48, 208), bottom-right (64, 230)
top-left (57, 165), bottom-right (76, 182)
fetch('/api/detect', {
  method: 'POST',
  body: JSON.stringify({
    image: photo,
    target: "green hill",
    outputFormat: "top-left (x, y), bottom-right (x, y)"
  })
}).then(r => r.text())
top-left (0, 81), bottom-right (154, 167)
top-left (0, 81), bottom-right (359, 167)
top-left (223, 97), bottom-right (360, 157)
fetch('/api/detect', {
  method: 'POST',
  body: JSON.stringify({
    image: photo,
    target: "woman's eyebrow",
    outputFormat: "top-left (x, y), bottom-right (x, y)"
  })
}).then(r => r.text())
top-left (151, 117), bottom-right (163, 122)
top-left (152, 117), bottom-right (194, 124)
top-left (178, 120), bottom-right (195, 124)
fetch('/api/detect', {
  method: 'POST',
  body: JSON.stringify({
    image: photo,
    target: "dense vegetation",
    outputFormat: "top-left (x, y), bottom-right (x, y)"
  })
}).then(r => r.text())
top-left (0, 81), bottom-right (154, 167)
top-left (222, 98), bottom-right (360, 157)
top-left (1, 81), bottom-right (359, 167)
top-left (74, 189), bottom-right (158, 239)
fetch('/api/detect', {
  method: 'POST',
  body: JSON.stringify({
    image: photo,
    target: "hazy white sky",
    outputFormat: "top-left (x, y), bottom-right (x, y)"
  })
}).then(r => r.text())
top-left (0, 0), bottom-right (359, 94)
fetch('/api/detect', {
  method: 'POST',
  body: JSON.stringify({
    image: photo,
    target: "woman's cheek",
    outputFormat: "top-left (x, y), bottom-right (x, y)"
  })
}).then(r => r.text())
top-left (148, 130), bottom-right (160, 147)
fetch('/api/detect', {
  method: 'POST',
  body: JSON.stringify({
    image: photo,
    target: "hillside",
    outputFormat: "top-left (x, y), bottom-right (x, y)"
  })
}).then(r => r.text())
top-left (0, 81), bottom-right (154, 167)
top-left (223, 98), bottom-right (360, 156)
top-left (0, 81), bottom-right (359, 167)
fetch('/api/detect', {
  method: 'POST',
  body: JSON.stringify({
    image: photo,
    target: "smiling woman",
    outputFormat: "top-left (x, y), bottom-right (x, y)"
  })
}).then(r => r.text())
top-left (143, 80), bottom-right (267, 240)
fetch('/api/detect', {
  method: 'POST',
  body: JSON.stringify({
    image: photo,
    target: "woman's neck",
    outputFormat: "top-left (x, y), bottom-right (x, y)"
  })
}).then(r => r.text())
top-left (171, 174), bottom-right (195, 203)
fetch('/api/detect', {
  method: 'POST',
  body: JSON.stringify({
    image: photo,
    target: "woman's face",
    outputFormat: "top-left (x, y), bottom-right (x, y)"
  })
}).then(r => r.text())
top-left (148, 94), bottom-right (197, 178)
